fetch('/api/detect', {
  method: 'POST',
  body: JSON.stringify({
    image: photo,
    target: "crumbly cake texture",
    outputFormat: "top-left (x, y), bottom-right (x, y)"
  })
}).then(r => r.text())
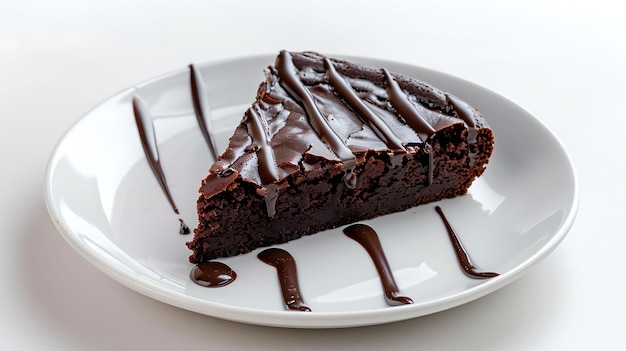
top-left (187, 51), bottom-right (494, 263)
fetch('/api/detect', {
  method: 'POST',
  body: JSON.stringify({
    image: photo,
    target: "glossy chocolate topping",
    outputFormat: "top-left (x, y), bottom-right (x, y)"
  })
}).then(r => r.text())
top-left (276, 51), bottom-right (357, 188)
top-left (446, 94), bottom-right (479, 166)
top-left (446, 94), bottom-right (477, 144)
top-left (200, 51), bottom-right (488, 218)
top-left (435, 206), bottom-right (499, 279)
top-left (324, 58), bottom-right (405, 153)
top-left (245, 107), bottom-right (280, 217)
top-left (383, 68), bottom-right (435, 142)
top-left (258, 248), bottom-right (311, 312)
top-left (190, 64), bottom-right (219, 161)
top-left (344, 224), bottom-right (413, 306)
top-left (190, 261), bottom-right (237, 287)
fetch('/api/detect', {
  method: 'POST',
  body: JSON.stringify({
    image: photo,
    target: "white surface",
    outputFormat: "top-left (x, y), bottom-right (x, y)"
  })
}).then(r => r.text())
top-left (44, 55), bottom-right (577, 328)
top-left (1, 0), bottom-right (624, 349)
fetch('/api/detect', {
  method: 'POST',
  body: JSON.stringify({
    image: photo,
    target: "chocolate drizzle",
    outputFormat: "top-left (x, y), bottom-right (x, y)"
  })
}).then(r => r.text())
top-left (258, 248), bottom-right (311, 312)
top-left (446, 93), bottom-right (478, 166)
top-left (343, 224), bottom-right (413, 306)
top-left (445, 93), bottom-right (477, 143)
top-left (190, 261), bottom-right (237, 287)
top-left (276, 50), bottom-right (357, 188)
top-left (132, 95), bottom-right (180, 215)
top-left (246, 107), bottom-right (280, 217)
top-left (133, 95), bottom-right (195, 234)
top-left (383, 68), bottom-right (436, 141)
top-left (323, 58), bottom-right (405, 153)
top-left (190, 64), bottom-right (219, 161)
top-left (424, 142), bottom-right (434, 185)
top-left (179, 219), bottom-right (190, 234)
top-left (383, 68), bottom-right (437, 184)
top-left (435, 206), bottom-right (499, 279)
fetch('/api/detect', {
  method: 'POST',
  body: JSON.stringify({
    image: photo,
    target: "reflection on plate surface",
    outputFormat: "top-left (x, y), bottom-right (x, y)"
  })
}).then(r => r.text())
top-left (45, 55), bottom-right (578, 328)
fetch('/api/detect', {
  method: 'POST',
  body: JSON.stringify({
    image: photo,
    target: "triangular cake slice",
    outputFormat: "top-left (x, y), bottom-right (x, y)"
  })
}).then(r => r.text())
top-left (188, 51), bottom-right (494, 263)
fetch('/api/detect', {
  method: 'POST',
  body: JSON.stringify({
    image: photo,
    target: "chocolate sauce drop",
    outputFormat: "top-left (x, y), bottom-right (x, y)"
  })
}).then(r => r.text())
top-left (132, 95), bottom-right (180, 215)
top-left (190, 261), bottom-right (237, 287)
top-left (178, 219), bottom-right (190, 234)
top-left (343, 224), bottom-right (413, 306)
top-left (257, 248), bottom-right (311, 312)
top-left (435, 206), bottom-right (499, 279)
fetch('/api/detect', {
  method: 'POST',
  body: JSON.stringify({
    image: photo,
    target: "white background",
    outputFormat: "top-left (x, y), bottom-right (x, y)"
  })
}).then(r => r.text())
top-left (1, 0), bottom-right (624, 350)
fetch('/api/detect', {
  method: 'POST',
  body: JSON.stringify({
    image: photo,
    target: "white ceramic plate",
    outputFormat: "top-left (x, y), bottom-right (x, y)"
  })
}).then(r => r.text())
top-left (44, 55), bottom-right (578, 328)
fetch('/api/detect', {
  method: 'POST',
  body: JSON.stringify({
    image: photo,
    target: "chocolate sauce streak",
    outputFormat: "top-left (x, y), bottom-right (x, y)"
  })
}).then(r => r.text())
top-left (323, 58), bottom-right (405, 153)
top-left (179, 219), bottom-right (190, 234)
top-left (246, 107), bottom-right (280, 217)
top-left (276, 50), bottom-right (357, 188)
top-left (257, 248), bottom-right (311, 312)
top-left (343, 224), bottom-right (414, 306)
top-left (190, 64), bottom-right (219, 161)
top-left (424, 142), bottom-right (434, 185)
top-left (383, 68), bottom-right (436, 141)
top-left (190, 261), bottom-right (237, 287)
top-left (435, 206), bottom-right (499, 279)
top-left (383, 69), bottom-right (436, 184)
top-left (132, 95), bottom-right (180, 214)
top-left (446, 93), bottom-right (478, 166)
top-left (445, 94), bottom-right (477, 143)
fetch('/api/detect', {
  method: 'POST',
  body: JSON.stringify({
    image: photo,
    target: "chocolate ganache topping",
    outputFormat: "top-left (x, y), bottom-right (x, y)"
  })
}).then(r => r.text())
top-left (201, 51), bottom-right (486, 217)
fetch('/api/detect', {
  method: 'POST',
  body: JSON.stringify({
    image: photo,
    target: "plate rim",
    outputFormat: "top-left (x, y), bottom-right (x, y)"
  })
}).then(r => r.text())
top-left (44, 53), bottom-right (579, 328)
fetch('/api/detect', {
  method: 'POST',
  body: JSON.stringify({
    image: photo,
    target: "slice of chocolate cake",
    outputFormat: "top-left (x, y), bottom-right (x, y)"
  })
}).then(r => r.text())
top-left (187, 51), bottom-right (494, 263)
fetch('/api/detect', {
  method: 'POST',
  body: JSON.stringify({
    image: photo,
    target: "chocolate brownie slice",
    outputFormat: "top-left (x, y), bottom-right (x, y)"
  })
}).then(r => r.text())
top-left (187, 51), bottom-right (494, 263)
